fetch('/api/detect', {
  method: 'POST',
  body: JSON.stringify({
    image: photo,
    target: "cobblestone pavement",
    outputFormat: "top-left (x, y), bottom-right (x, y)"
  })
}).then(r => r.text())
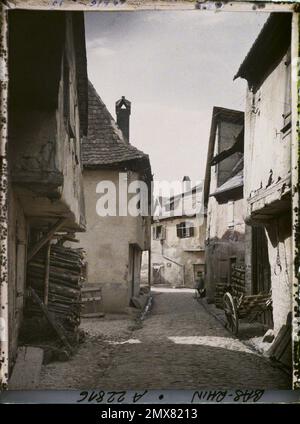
top-left (39, 288), bottom-right (291, 389)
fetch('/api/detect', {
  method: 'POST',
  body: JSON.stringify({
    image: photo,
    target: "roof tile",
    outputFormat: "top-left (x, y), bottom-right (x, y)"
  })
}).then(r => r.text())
top-left (82, 81), bottom-right (150, 168)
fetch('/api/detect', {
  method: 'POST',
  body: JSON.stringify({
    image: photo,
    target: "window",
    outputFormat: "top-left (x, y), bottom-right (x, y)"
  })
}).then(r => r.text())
top-left (165, 200), bottom-right (174, 212)
top-left (214, 125), bottom-right (219, 175)
top-left (176, 221), bottom-right (195, 239)
top-left (227, 200), bottom-right (234, 228)
top-left (153, 225), bottom-right (165, 240)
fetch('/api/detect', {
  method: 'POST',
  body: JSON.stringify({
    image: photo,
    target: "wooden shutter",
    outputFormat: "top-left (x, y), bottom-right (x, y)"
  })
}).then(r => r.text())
top-left (176, 224), bottom-right (181, 238)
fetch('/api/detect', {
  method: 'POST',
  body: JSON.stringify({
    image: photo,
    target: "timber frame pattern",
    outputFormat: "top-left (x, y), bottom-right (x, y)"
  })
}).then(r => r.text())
top-left (0, 0), bottom-right (299, 390)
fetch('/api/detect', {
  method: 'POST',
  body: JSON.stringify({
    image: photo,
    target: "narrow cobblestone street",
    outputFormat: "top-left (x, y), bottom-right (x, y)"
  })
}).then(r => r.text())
top-left (39, 288), bottom-right (291, 390)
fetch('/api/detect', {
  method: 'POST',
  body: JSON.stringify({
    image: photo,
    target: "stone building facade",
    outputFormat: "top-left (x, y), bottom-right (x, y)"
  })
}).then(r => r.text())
top-left (78, 82), bottom-right (152, 313)
top-left (204, 107), bottom-right (246, 304)
top-left (151, 181), bottom-right (205, 288)
top-left (235, 13), bottom-right (293, 336)
top-left (5, 10), bottom-right (88, 375)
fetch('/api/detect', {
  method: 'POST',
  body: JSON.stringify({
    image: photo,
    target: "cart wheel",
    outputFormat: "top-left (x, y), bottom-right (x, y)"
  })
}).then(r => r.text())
top-left (223, 292), bottom-right (239, 335)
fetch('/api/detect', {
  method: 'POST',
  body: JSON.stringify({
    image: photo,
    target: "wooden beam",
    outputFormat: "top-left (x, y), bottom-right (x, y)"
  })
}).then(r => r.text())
top-left (43, 242), bottom-right (51, 306)
top-left (27, 218), bottom-right (67, 262)
top-left (148, 249), bottom-right (151, 288)
top-left (28, 287), bottom-right (74, 355)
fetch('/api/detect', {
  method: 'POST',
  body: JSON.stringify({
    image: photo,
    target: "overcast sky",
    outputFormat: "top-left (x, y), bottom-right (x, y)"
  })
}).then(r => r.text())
top-left (85, 11), bottom-right (269, 187)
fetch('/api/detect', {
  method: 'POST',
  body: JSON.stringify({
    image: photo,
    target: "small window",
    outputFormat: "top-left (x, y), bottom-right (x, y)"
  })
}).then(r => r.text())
top-left (165, 201), bottom-right (174, 212)
top-left (214, 125), bottom-right (219, 175)
top-left (176, 222), bottom-right (195, 239)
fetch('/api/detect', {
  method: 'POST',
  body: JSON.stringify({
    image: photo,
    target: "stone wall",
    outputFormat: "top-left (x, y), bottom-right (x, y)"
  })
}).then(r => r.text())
top-left (244, 49), bottom-right (292, 334)
top-left (78, 169), bottom-right (151, 313)
top-left (7, 187), bottom-right (27, 368)
top-left (8, 13), bottom-right (86, 231)
top-left (151, 216), bottom-right (206, 288)
top-left (205, 193), bottom-right (246, 302)
top-left (244, 51), bottom-right (291, 205)
top-left (6, 12), bottom-right (87, 373)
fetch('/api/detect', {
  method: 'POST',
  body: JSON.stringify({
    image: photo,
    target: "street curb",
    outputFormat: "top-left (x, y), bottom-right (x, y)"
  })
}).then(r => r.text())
top-left (140, 294), bottom-right (153, 321)
top-left (198, 297), bottom-right (227, 328)
top-left (198, 297), bottom-right (265, 356)
top-left (128, 293), bottom-right (153, 331)
top-left (197, 297), bottom-right (292, 376)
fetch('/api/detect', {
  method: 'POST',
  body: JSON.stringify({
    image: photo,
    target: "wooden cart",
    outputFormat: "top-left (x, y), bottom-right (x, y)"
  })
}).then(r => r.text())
top-left (223, 290), bottom-right (272, 335)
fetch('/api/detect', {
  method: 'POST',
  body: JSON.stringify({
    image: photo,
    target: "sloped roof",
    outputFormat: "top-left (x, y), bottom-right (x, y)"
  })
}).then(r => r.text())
top-left (81, 81), bottom-right (151, 174)
top-left (169, 183), bottom-right (203, 203)
top-left (234, 13), bottom-right (291, 91)
top-left (154, 183), bottom-right (204, 220)
top-left (210, 169), bottom-right (243, 198)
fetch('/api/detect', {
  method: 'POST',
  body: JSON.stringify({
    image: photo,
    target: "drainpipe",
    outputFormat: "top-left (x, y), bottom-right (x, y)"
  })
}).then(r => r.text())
top-left (161, 241), bottom-right (185, 287)
top-left (0, 3), bottom-right (9, 389)
top-left (148, 248), bottom-right (151, 288)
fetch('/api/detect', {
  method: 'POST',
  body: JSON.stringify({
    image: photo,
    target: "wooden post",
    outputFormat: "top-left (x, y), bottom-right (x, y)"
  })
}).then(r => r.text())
top-left (27, 218), bottom-right (67, 262)
top-left (43, 242), bottom-right (51, 306)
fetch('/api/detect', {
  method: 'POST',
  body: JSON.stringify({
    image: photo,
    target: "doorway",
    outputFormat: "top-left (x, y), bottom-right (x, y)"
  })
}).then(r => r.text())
top-left (128, 244), bottom-right (142, 299)
top-left (251, 225), bottom-right (272, 327)
top-left (193, 264), bottom-right (205, 284)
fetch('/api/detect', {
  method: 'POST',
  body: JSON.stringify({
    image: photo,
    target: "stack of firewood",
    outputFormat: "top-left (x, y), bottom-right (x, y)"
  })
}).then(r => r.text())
top-left (215, 283), bottom-right (226, 309)
top-left (231, 265), bottom-right (246, 297)
top-left (25, 244), bottom-right (86, 343)
top-left (238, 293), bottom-right (272, 317)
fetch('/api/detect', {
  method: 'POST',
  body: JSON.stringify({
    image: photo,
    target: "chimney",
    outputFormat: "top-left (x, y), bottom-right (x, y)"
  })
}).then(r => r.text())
top-left (182, 176), bottom-right (191, 194)
top-left (116, 96), bottom-right (131, 143)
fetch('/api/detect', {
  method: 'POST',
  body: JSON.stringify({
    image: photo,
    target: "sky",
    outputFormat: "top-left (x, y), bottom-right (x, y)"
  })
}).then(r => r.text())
top-left (84, 10), bottom-right (269, 187)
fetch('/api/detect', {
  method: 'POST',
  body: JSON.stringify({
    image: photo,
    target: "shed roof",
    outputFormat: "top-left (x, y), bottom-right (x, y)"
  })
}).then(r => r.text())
top-left (209, 169), bottom-right (243, 198)
top-left (234, 13), bottom-right (291, 91)
top-left (82, 82), bottom-right (151, 179)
